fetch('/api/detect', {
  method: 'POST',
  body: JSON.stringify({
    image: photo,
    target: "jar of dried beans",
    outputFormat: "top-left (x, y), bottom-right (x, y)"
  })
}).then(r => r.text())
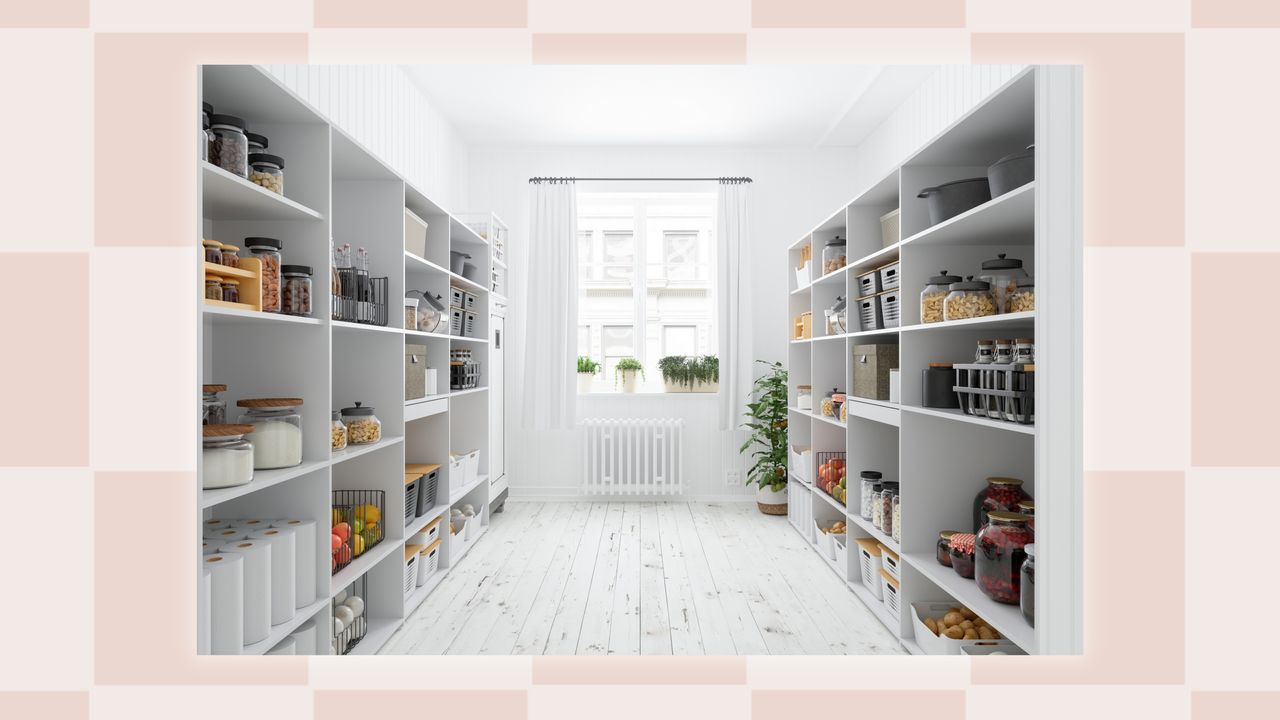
top-left (976, 511), bottom-right (1034, 604)
top-left (973, 476), bottom-right (1030, 531)
top-left (281, 265), bottom-right (312, 316)
top-left (246, 237), bottom-right (282, 313)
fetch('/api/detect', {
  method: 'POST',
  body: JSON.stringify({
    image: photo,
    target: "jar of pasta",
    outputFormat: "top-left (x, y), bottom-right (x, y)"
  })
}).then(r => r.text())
top-left (920, 270), bottom-right (961, 324)
top-left (331, 410), bottom-right (347, 451)
top-left (341, 402), bottom-right (382, 445)
top-left (944, 277), bottom-right (996, 321)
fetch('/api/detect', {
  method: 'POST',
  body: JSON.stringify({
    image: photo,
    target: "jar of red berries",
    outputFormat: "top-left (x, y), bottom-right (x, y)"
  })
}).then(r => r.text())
top-left (976, 511), bottom-right (1034, 604)
top-left (949, 532), bottom-right (976, 578)
top-left (937, 530), bottom-right (958, 567)
top-left (1016, 498), bottom-right (1035, 534)
top-left (973, 477), bottom-right (1030, 531)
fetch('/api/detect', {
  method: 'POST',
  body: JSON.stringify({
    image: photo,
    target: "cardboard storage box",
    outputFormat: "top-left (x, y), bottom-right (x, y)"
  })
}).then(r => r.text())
top-left (405, 344), bottom-right (428, 401)
top-left (852, 344), bottom-right (898, 401)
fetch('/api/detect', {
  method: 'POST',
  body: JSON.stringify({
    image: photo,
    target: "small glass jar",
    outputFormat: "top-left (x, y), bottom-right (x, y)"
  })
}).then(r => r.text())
top-left (949, 532), bottom-right (976, 578)
top-left (1013, 337), bottom-right (1035, 364)
top-left (994, 339), bottom-right (1014, 364)
top-left (220, 244), bottom-right (240, 268)
top-left (248, 152), bottom-right (285, 195)
top-left (341, 402), bottom-right (382, 445)
top-left (330, 410), bottom-right (347, 451)
top-left (979, 253), bottom-right (1032, 314)
top-left (220, 279), bottom-right (240, 304)
top-left (821, 236), bottom-right (847, 275)
top-left (976, 511), bottom-right (1034, 604)
top-left (246, 237), bottom-right (282, 313)
top-left (237, 398), bottom-right (304, 470)
top-left (872, 485), bottom-right (885, 530)
top-left (859, 471), bottom-right (882, 520)
top-left (202, 239), bottom-right (223, 264)
top-left (202, 424), bottom-right (255, 489)
top-left (245, 131), bottom-right (268, 156)
top-left (1021, 544), bottom-right (1036, 626)
top-left (880, 485), bottom-right (897, 537)
top-left (1007, 280), bottom-right (1035, 314)
top-left (208, 113), bottom-right (249, 177)
top-left (820, 392), bottom-right (835, 417)
top-left (891, 494), bottom-right (901, 544)
top-left (975, 339), bottom-right (995, 364)
top-left (404, 297), bottom-right (419, 330)
top-left (281, 265), bottom-right (312, 317)
top-left (202, 102), bottom-right (214, 162)
top-left (205, 277), bottom-right (223, 301)
top-left (920, 270), bottom-right (961, 324)
top-left (937, 530), bottom-right (958, 567)
top-left (1016, 499), bottom-right (1035, 534)
top-left (944, 277), bottom-right (996, 321)
top-left (797, 385), bottom-right (813, 410)
top-left (974, 477), bottom-right (1030, 531)
top-left (202, 383), bottom-right (227, 425)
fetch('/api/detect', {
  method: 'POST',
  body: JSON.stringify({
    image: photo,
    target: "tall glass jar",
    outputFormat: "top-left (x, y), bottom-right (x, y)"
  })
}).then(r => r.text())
top-left (821, 236), bottom-right (847, 275)
top-left (891, 493), bottom-right (901, 544)
top-left (979, 253), bottom-right (1032, 314)
top-left (281, 265), bottom-right (312, 317)
top-left (859, 471), bottom-right (882, 520)
top-left (949, 532), bottom-right (976, 578)
top-left (1021, 543), bottom-right (1035, 626)
top-left (202, 384), bottom-right (227, 425)
top-left (341, 402), bottom-right (382, 445)
top-left (248, 153), bottom-right (285, 195)
top-left (878, 483), bottom-right (898, 534)
top-left (976, 511), bottom-right (1034, 604)
top-left (208, 114), bottom-right (249, 177)
top-left (202, 424), bottom-right (255, 489)
top-left (236, 398), bottom-right (304, 469)
top-left (944, 277), bottom-right (996, 321)
top-left (246, 237), bottom-right (282, 313)
top-left (797, 385), bottom-right (812, 410)
top-left (920, 270), bottom-right (961, 324)
top-left (330, 410), bottom-right (347, 451)
top-left (1016, 499), bottom-right (1035, 533)
top-left (937, 530), bottom-right (958, 567)
top-left (202, 102), bottom-right (214, 161)
top-left (973, 477), bottom-right (1030, 531)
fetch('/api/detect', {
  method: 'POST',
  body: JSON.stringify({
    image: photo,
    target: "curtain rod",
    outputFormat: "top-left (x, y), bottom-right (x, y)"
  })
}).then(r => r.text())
top-left (528, 176), bottom-right (751, 184)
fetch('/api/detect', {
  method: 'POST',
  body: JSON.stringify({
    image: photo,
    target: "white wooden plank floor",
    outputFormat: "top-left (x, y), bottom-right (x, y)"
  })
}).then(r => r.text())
top-left (381, 501), bottom-right (904, 655)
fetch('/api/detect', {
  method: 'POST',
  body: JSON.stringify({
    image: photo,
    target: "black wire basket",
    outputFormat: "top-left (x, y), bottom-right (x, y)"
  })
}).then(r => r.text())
top-left (333, 269), bottom-right (389, 326)
top-left (814, 451), bottom-right (848, 504)
top-left (331, 572), bottom-right (367, 655)
top-left (331, 489), bottom-right (385, 575)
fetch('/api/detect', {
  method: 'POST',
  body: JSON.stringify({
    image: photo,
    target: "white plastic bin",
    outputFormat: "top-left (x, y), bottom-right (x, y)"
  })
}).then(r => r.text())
top-left (416, 539), bottom-right (441, 586)
top-left (910, 602), bottom-right (988, 655)
top-left (879, 290), bottom-right (901, 328)
top-left (879, 568), bottom-right (901, 621)
top-left (794, 261), bottom-right (810, 289)
top-left (856, 270), bottom-right (880, 297)
top-left (855, 538), bottom-right (883, 600)
top-left (403, 546), bottom-right (420, 597)
top-left (789, 445), bottom-right (810, 483)
top-left (833, 535), bottom-right (848, 576)
top-left (960, 642), bottom-right (1025, 656)
top-left (879, 261), bottom-right (901, 291)
top-left (881, 545), bottom-right (901, 581)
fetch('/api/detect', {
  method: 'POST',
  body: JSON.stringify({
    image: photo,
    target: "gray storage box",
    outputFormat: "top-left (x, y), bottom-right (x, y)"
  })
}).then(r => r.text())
top-left (405, 344), bottom-right (428, 401)
top-left (852, 344), bottom-right (899, 401)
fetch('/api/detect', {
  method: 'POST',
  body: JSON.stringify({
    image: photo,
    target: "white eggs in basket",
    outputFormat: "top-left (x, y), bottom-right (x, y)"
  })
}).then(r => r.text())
top-left (343, 595), bottom-right (365, 618)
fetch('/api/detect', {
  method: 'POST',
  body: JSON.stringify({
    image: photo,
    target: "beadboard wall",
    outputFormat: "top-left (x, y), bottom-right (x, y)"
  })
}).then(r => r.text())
top-left (262, 64), bottom-right (469, 210)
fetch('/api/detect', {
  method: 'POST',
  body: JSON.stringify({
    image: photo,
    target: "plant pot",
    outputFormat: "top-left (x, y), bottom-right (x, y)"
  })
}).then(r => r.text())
top-left (690, 380), bottom-right (718, 393)
top-left (663, 380), bottom-right (688, 393)
top-left (577, 373), bottom-right (595, 394)
top-left (618, 371), bottom-right (639, 394)
top-left (756, 484), bottom-right (788, 515)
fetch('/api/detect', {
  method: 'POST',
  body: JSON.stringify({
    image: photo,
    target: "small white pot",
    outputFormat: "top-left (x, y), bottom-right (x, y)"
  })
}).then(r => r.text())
top-left (577, 372), bottom-right (595, 394)
top-left (618, 371), bottom-right (639, 394)
top-left (663, 380), bottom-right (688, 393)
top-left (690, 380), bottom-right (719, 393)
top-left (756, 484), bottom-right (787, 505)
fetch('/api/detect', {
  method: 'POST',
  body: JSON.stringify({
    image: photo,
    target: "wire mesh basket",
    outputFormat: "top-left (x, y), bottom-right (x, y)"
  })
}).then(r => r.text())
top-left (450, 361), bottom-right (480, 390)
top-left (814, 451), bottom-right (848, 504)
top-left (953, 363), bottom-right (1035, 425)
top-left (331, 572), bottom-right (367, 655)
top-left (333, 269), bottom-right (389, 326)
top-left (331, 489), bottom-right (385, 574)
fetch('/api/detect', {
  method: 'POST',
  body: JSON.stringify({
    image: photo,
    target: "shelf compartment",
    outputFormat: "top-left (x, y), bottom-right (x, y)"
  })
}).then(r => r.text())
top-left (201, 162), bottom-right (324, 222)
top-left (902, 405), bottom-right (1035, 436)
top-left (847, 399), bottom-right (900, 427)
top-left (903, 552), bottom-right (1035, 653)
top-left (201, 459), bottom-right (328, 509)
top-left (900, 182), bottom-right (1035, 249)
top-left (242, 597), bottom-right (329, 655)
top-left (331, 435), bottom-right (404, 466)
top-left (201, 304), bottom-right (323, 326)
top-left (899, 311), bottom-right (1035, 333)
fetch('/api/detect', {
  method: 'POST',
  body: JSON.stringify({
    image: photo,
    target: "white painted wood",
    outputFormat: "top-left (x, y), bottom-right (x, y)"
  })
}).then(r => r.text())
top-left (670, 501), bottom-right (766, 654)
top-left (606, 503), bottom-right (643, 655)
top-left (637, 503), bottom-right (672, 655)
top-left (654, 503), bottom-right (704, 655)
top-left (575, 503), bottom-right (624, 654)
top-left (537, 502), bottom-right (609, 654)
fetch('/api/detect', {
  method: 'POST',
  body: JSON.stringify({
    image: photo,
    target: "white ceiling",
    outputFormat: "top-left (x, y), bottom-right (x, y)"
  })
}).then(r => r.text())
top-left (405, 65), bottom-right (935, 148)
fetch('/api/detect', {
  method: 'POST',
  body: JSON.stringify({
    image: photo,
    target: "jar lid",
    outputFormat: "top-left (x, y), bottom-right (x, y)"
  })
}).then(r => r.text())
top-left (949, 532), bottom-right (976, 551)
top-left (202, 384), bottom-right (227, 393)
top-left (249, 152), bottom-right (285, 169)
top-left (1017, 499), bottom-right (1035, 511)
top-left (950, 275), bottom-right (990, 291)
top-left (281, 264), bottom-right (312, 276)
top-left (995, 338), bottom-right (1012, 344)
top-left (245, 132), bottom-right (268, 148)
top-left (203, 101), bottom-right (213, 114)
top-left (341, 401), bottom-right (375, 416)
top-left (1015, 338), bottom-right (1034, 343)
top-left (221, 278), bottom-right (240, 286)
top-left (797, 384), bottom-right (812, 390)
top-left (981, 253), bottom-right (1023, 270)
top-left (237, 397), bottom-right (303, 408)
top-left (202, 239), bottom-right (221, 248)
top-left (938, 530), bottom-right (958, 540)
top-left (986, 510), bottom-right (1031, 523)
top-left (205, 277), bottom-right (221, 284)
top-left (203, 423), bottom-right (255, 437)
top-left (244, 236), bottom-right (282, 250)
top-left (208, 113), bottom-right (245, 129)
top-left (986, 477), bottom-right (1024, 486)
top-left (928, 270), bottom-right (962, 285)
top-left (927, 362), bottom-right (953, 368)
top-left (977, 339), bottom-right (994, 345)
top-left (404, 297), bottom-right (419, 306)
top-left (220, 244), bottom-right (240, 252)
top-left (859, 470), bottom-right (882, 479)
top-left (825, 237), bottom-right (846, 247)
top-left (1025, 543), bottom-right (1036, 557)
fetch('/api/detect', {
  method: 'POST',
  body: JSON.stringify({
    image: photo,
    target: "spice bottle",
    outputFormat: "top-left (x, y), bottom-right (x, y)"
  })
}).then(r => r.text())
top-left (1014, 338), bottom-right (1035, 364)
top-left (975, 339), bottom-right (995, 364)
top-left (202, 239), bottom-right (223, 264)
top-left (994, 339), bottom-right (1014, 364)
top-left (205, 277), bottom-right (223, 301)
top-left (220, 279), bottom-right (240, 304)
top-left (220, 244), bottom-right (240, 268)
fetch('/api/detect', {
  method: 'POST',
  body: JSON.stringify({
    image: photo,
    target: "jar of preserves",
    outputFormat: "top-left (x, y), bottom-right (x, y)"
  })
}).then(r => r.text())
top-left (236, 398), bottom-right (304, 470)
top-left (859, 471), bottom-right (882, 520)
top-left (920, 270), bottom-right (961, 324)
top-left (220, 279), bottom-right (240, 304)
top-left (330, 410), bottom-right (347, 451)
top-left (822, 236), bottom-right (847, 275)
top-left (979, 253), bottom-right (1032, 314)
top-left (1021, 543), bottom-right (1036, 626)
top-left (248, 152), bottom-right (285, 195)
top-left (976, 511), bottom-right (1034, 604)
top-left (202, 239), bottom-right (222, 264)
top-left (797, 385), bottom-right (813, 410)
top-left (973, 477), bottom-right (1030, 531)
top-left (1016, 499), bottom-right (1035, 533)
top-left (281, 265), bottom-right (312, 316)
top-left (944, 277), bottom-right (996, 321)
top-left (341, 402), bottom-right (382, 445)
top-left (891, 494), bottom-right (901, 544)
top-left (1008, 279), bottom-right (1035, 314)
top-left (245, 131), bottom-right (268, 156)
top-left (202, 383), bottom-right (227, 425)
top-left (937, 530), bottom-right (958, 567)
top-left (208, 113), bottom-right (249, 177)
top-left (202, 424), bottom-right (255, 489)
top-left (220, 244), bottom-right (240, 268)
top-left (1013, 337), bottom-right (1035, 364)
top-left (246, 237), bottom-right (282, 313)
top-left (205, 277), bottom-right (223, 301)
top-left (949, 532), bottom-right (976, 578)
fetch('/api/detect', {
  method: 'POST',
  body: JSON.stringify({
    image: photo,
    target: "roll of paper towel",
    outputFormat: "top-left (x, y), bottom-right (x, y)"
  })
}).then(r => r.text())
top-left (205, 527), bottom-right (248, 544)
top-left (204, 552), bottom-right (244, 655)
top-left (288, 617), bottom-right (316, 656)
top-left (249, 527), bottom-right (296, 625)
top-left (198, 567), bottom-right (212, 655)
top-left (233, 518), bottom-right (275, 533)
top-left (272, 519), bottom-right (316, 608)
top-left (218, 540), bottom-right (270, 645)
top-left (203, 518), bottom-right (234, 533)
top-left (202, 541), bottom-right (218, 555)
top-left (265, 635), bottom-right (295, 655)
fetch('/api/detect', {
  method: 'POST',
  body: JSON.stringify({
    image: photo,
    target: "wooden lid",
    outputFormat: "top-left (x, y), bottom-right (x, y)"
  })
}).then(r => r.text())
top-left (221, 244), bottom-right (240, 251)
top-left (406, 463), bottom-right (441, 474)
top-left (405, 472), bottom-right (423, 485)
top-left (1015, 338), bottom-right (1034, 343)
top-left (405, 544), bottom-right (423, 560)
top-left (221, 278), bottom-right (240, 285)
top-left (879, 544), bottom-right (899, 562)
top-left (203, 423), bottom-right (254, 437)
top-left (202, 384), bottom-right (227, 392)
top-left (854, 537), bottom-right (881, 555)
top-left (425, 516), bottom-right (443, 531)
top-left (878, 567), bottom-right (900, 589)
top-left (236, 397), bottom-right (303, 408)
top-left (202, 239), bottom-right (221, 247)
top-left (420, 538), bottom-right (442, 555)
top-left (928, 363), bottom-right (952, 369)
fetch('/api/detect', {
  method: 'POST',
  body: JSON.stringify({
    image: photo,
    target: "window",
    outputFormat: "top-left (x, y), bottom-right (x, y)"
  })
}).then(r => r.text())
top-left (577, 192), bottom-right (716, 392)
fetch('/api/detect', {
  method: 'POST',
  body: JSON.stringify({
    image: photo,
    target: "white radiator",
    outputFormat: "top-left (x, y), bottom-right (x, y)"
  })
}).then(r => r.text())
top-left (581, 418), bottom-right (684, 496)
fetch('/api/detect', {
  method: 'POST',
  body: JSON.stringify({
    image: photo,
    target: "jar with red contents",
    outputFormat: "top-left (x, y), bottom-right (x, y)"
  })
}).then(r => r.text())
top-left (973, 477), bottom-right (1030, 531)
top-left (1016, 499), bottom-right (1035, 533)
top-left (949, 532), bottom-right (976, 578)
top-left (976, 511), bottom-right (1034, 604)
top-left (937, 530), bottom-right (959, 567)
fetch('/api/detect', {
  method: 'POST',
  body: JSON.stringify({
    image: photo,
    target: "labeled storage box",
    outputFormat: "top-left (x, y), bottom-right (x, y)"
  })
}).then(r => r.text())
top-left (857, 296), bottom-right (882, 332)
top-left (449, 287), bottom-right (464, 308)
top-left (406, 464), bottom-right (440, 516)
top-left (416, 539), bottom-right (441, 586)
top-left (879, 290), bottom-right (901, 328)
top-left (879, 208), bottom-right (901, 248)
top-left (855, 538), bottom-right (884, 600)
top-left (463, 291), bottom-right (477, 311)
top-left (856, 270), bottom-right (881, 298)
top-left (852, 344), bottom-right (899, 401)
top-left (463, 311), bottom-right (478, 337)
top-left (405, 344), bottom-right (428, 401)
top-left (879, 568), bottom-right (901, 620)
top-left (879, 261), bottom-right (900, 291)
top-left (450, 307), bottom-right (464, 336)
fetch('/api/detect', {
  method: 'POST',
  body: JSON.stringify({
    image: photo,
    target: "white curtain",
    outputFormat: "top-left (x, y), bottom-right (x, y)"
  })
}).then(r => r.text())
top-left (717, 181), bottom-right (751, 431)
top-left (522, 181), bottom-right (579, 431)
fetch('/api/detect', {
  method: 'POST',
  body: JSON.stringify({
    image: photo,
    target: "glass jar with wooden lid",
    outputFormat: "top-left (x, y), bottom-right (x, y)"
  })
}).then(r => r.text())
top-left (202, 384), bottom-right (227, 425)
top-left (202, 239), bottom-right (222, 264)
top-left (202, 424), bottom-right (255, 489)
top-left (219, 243), bottom-right (240, 268)
top-left (236, 398), bottom-right (303, 469)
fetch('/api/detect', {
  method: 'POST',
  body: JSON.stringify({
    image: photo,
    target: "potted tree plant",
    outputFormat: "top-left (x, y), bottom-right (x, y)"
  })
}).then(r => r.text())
top-left (739, 360), bottom-right (789, 514)
top-left (614, 357), bottom-right (644, 393)
top-left (577, 356), bottom-right (600, 394)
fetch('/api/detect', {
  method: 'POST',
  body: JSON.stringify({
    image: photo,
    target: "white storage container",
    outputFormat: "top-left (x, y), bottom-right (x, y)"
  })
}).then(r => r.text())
top-left (789, 445), bottom-right (810, 483)
top-left (857, 296), bottom-right (882, 332)
top-left (794, 261), bottom-right (810, 289)
top-left (448, 452), bottom-right (467, 487)
top-left (910, 602), bottom-right (987, 655)
top-left (421, 516), bottom-right (442, 547)
top-left (403, 545), bottom-right (420, 596)
top-left (879, 290), bottom-right (901, 328)
top-left (833, 535), bottom-right (848, 576)
top-left (856, 270), bottom-right (880, 297)
top-left (855, 538), bottom-right (883, 600)
top-left (416, 539), bottom-right (441, 586)
top-left (814, 520), bottom-right (835, 559)
top-left (960, 642), bottom-right (1025, 656)
top-left (466, 512), bottom-right (481, 541)
top-left (881, 545), bottom-right (901, 580)
top-left (879, 568), bottom-right (901, 621)
top-left (879, 261), bottom-right (901, 291)
top-left (462, 449), bottom-right (479, 488)
top-left (879, 208), bottom-right (901, 248)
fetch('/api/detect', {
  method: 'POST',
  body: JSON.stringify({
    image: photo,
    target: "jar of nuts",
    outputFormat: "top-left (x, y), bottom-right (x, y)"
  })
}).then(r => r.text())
top-left (943, 277), bottom-right (996, 321)
top-left (281, 264), bottom-right (312, 316)
top-left (330, 410), bottom-right (347, 451)
top-left (920, 270), bottom-right (961, 324)
top-left (220, 243), bottom-right (240, 268)
top-left (208, 114), bottom-right (249, 177)
top-left (979, 253), bottom-right (1031, 314)
top-left (821, 236), bottom-right (847, 276)
top-left (1007, 279), bottom-right (1035, 314)
top-left (340, 402), bottom-right (381, 445)
top-left (246, 237), bottom-right (282, 313)
top-left (248, 153), bottom-right (285, 195)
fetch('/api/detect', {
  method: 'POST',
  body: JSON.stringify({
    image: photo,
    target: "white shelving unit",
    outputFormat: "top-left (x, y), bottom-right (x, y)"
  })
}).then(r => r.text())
top-left (785, 67), bottom-right (1082, 655)
top-left (198, 65), bottom-right (503, 656)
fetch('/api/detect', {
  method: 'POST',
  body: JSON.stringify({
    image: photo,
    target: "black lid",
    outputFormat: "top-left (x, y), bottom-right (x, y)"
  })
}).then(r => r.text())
top-left (203, 102), bottom-right (213, 114)
top-left (208, 113), bottom-right (245, 129)
top-left (981, 253), bottom-right (1023, 270)
top-left (332, 410), bottom-right (341, 420)
top-left (950, 275), bottom-right (990, 291)
top-left (248, 152), bottom-right (284, 169)
top-left (245, 132), bottom-right (268, 148)
top-left (826, 235), bottom-right (846, 246)
top-left (281, 265), bottom-right (312, 276)
top-left (928, 269), bottom-right (962, 285)
top-left (244, 237), bottom-right (281, 250)
top-left (859, 471), bottom-right (882, 479)
top-left (341, 401), bottom-right (375, 416)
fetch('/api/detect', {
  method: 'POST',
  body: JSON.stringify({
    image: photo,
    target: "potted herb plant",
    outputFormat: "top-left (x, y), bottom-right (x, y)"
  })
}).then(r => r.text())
top-left (614, 357), bottom-right (644, 393)
top-left (739, 360), bottom-right (789, 514)
top-left (577, 356), bottom-right (600, 394)
top-left (658, 355), bottom-right (720, 393)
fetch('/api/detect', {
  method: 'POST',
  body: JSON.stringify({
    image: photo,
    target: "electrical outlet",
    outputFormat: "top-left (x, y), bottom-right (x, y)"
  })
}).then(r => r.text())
top-left (725, 470), bottom-right (740, 486)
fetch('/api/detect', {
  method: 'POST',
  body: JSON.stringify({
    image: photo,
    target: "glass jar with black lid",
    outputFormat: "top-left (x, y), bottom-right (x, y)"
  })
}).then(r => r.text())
top-left (281, 265), bottom-right (312, 316)
top-left (208, 113), bottom-right (249, 177)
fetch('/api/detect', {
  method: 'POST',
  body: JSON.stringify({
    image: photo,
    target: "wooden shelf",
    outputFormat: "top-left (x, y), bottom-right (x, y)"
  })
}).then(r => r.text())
top-left (202, 261), bottom-right (258, 280)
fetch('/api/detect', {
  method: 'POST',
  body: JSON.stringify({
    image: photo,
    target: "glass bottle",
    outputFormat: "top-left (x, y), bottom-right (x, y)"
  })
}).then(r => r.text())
top-left (797, 385), bottom-right (813, 410)
top-left (920, 270), bottom-right (961, 324)
top-left (994, 338), bottom-right (1014, 364)
top-left (1021, 544), bottom-right (1036, 626)
top-left (202, 384), bottom-right (227, 425)
top-left (205, 277), bottom-right (222, 301)
top-left (202, 239), bottom-right (222, 264)
top-left (973, 477), bottom-right (1030, 531)
top-left (236, 398), bottom-right (304, 469)
top-left (245, 131), bottom-right (268, 156)
top-left (220, 279), bottom-right (239, 304)
top-left (976, 511), bottom-right (1034, 604)
top-left (1013, 337), bottom-right (1035, 364)
top-left (975, 339), bottom-right (995, 364)
top-left (281, 265), bottom-right (312, 316)
top-left (220, 243), bottom-right (240, 268)
top-left (937, 530), bottom-right (957, 567)
top-left (208, 113), bottom-right (249, 177)
top-left (246, 237), bottom-right (282, 313)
